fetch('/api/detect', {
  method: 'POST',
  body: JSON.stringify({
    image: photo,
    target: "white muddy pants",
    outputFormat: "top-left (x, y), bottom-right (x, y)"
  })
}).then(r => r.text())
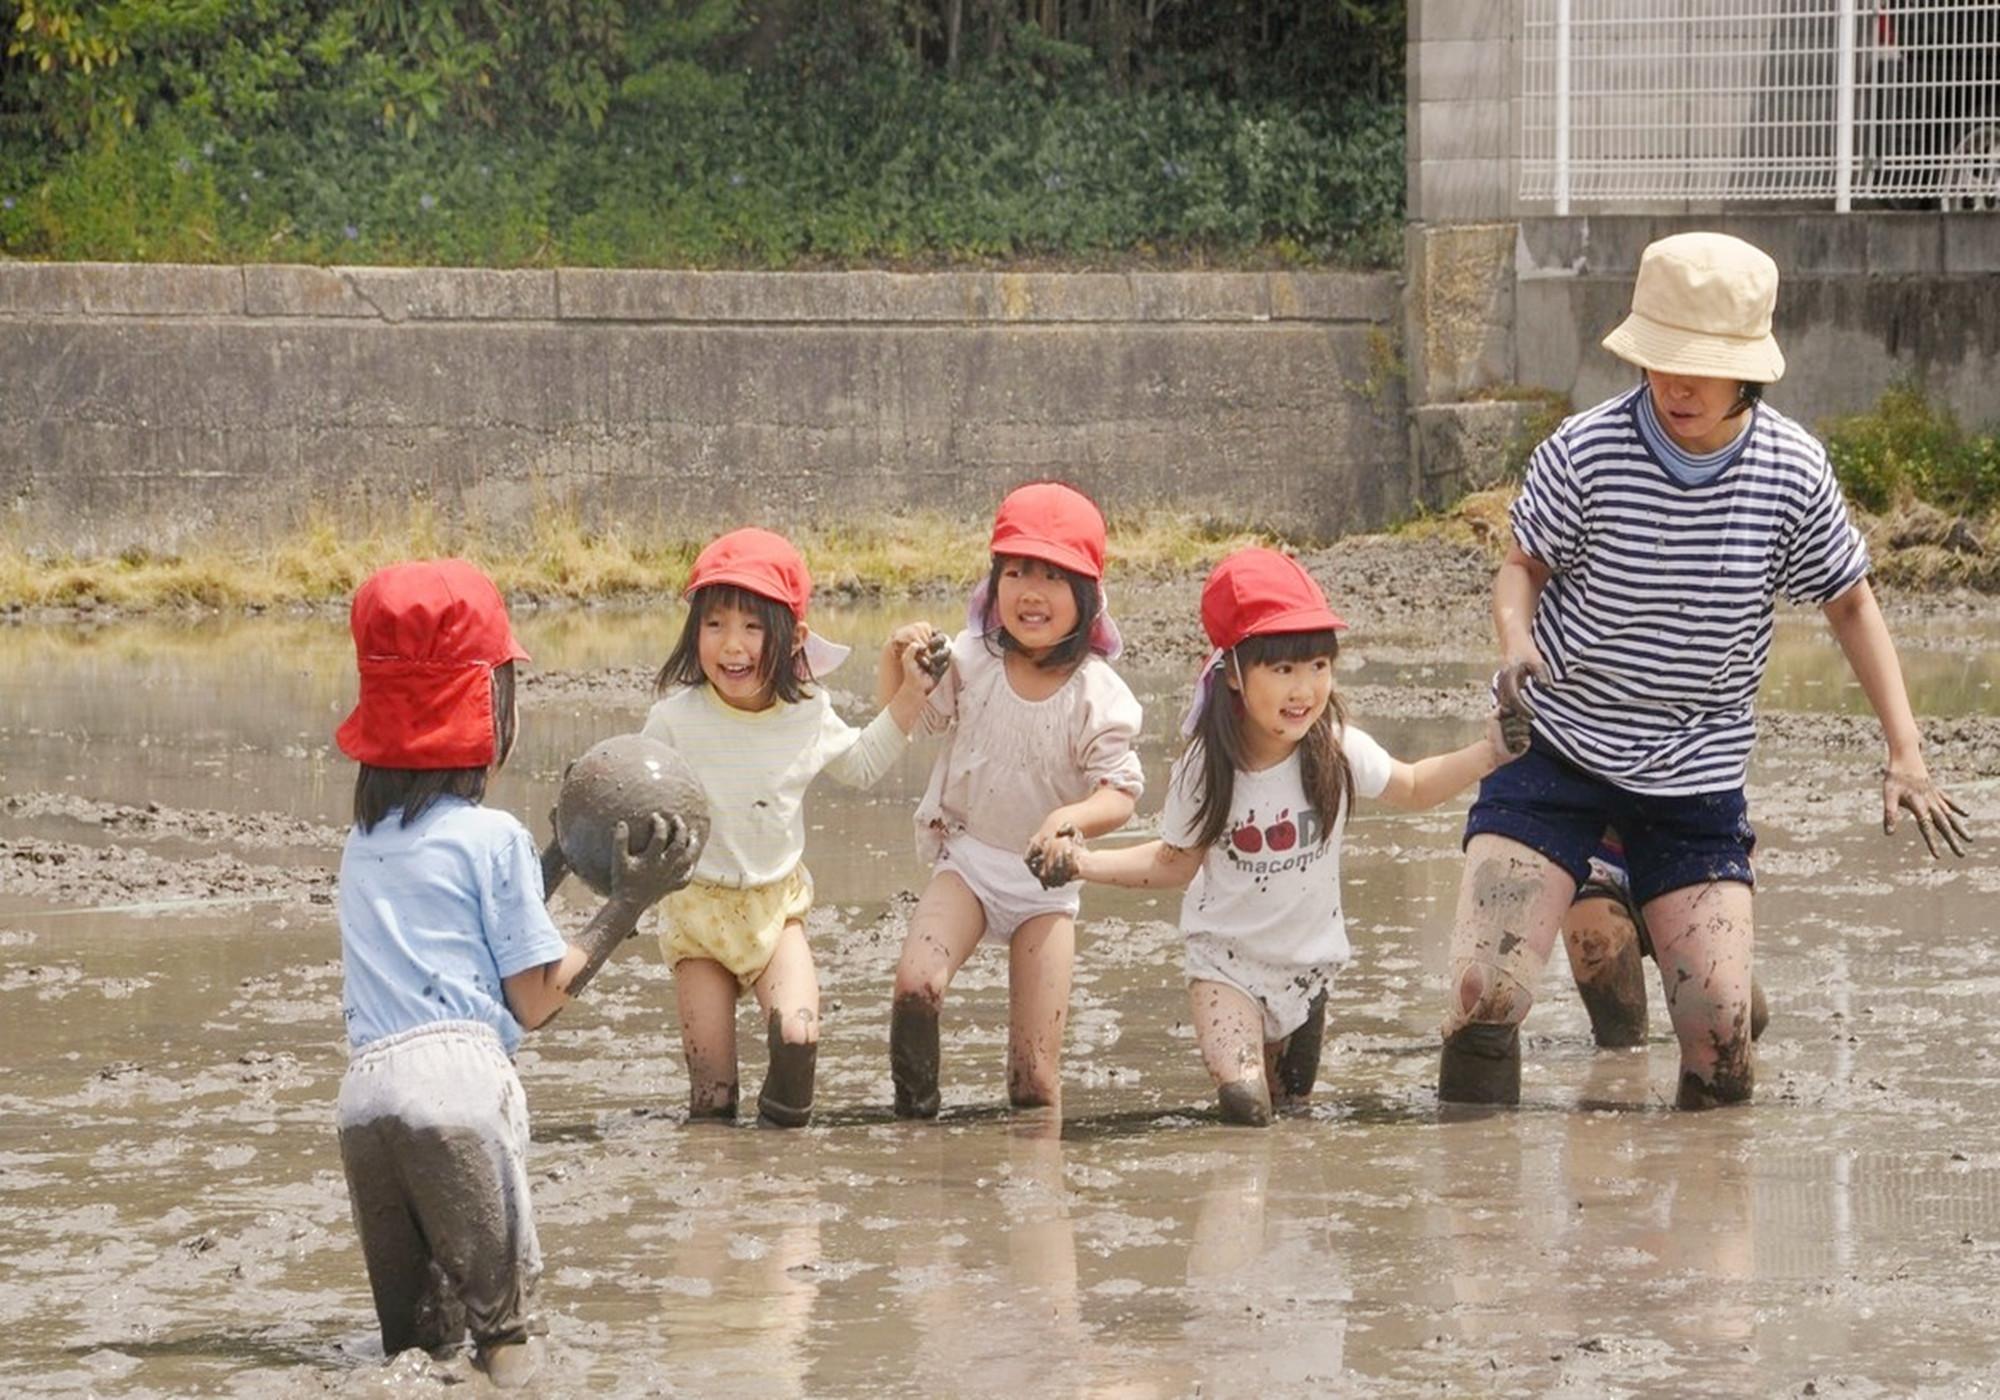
top-left (335, 1020), bottom-right (543, 1355)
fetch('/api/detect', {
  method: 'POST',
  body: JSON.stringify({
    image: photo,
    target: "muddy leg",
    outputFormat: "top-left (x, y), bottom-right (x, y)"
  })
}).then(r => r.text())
top-left (1190, 979), bottom-right (1273, 1128)
top-left (1438, 835), bottom-right (1572, 1105)
top-left (1272, 989), bottom-right (1329, 1105)
top-left (751, 921), bottom-right (820, 1128)
top-left (1437, 1023), bottom-right (1522, 1103)
top-left (1564, 891), bottom-right (1650, 1048)
top-left (1644, 881), bottom-right (1756, 1109)
top-left (1007, 912), bottom-right (1074, 1110)
top-left (339, 1118), bottom-right (447, 1355)
top-left (757, 1012), bottom-right (819, 1128)
top-left (890, 873), bottom-right (985, 1119)
top-left (675, 957), bottom-right (742, 1119)
top-left (1627, 884), bottom-right (1768, 1043)
top-left (891, 994), bottom-right (942, 1119)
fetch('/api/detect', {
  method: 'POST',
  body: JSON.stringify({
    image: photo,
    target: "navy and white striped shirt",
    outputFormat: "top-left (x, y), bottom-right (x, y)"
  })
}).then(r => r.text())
top-left (1513, 386), bottom-right (1869, 796)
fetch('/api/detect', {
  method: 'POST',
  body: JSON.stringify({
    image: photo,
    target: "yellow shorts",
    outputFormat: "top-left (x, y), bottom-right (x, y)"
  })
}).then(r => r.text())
top-left (657, 866), bottom-right (814, 988)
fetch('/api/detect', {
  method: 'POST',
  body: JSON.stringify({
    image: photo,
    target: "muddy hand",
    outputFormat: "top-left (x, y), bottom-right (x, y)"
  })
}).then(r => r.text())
top-left (539, 803), bottom-right (569, 897)
top-left (610, 813), bottom-right (698, 913)
top-left (1882, 767), bottom-right (1970, 859)
top-left (1024, 823), bottom-right (1083, 889)
top-left (918, 629), bottom-right (952, 680)
top-left (1494, 660), bottom-right (1541, 757)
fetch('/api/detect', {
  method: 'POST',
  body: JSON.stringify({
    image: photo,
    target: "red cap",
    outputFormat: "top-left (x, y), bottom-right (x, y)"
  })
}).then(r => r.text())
top-left (989, 482), bottom-right (1107, 581)
top-left (686, 528), bottom-right (811, 618)
top-left (1200, 548), bottom-right (1347, 651)
top-left (336, 559), bottom-right (529, 770)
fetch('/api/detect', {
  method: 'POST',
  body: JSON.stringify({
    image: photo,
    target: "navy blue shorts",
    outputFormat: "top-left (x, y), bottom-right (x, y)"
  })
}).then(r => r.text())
top-left (1464, 738), bottom-right (1755, 907)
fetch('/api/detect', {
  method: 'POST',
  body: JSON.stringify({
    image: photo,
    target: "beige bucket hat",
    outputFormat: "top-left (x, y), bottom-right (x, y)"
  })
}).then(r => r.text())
top-left (1601, 232), bottom-right (1786, 383)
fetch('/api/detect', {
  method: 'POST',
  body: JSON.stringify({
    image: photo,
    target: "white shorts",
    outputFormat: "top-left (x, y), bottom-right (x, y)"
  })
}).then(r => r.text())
top-left (937, 832), bottom-right (1082, 944)
top-left (1184, 933), bottom-right (1345, 1042)
top-left (336, 1021), bottom-right (543, 1349)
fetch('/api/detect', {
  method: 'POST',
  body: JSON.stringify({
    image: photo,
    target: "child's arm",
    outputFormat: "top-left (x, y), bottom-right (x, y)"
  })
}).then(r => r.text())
top-left (878, 622), bottom-right (948, 711)
top-left (1023, 784), bottom-right (1139, 885)
top-left (1822, 578), bottom-right (1970, 857)
top-left (505, 814), bottom-right (697, 1030)
top-left (1069, 837), bottom-right (1203, 890)
top-left (827, 635), bottom-right (940, 790)
top-left (1375, 724), bottom-right (1514, 812)
top-left (880, 626), bottom-right (943, 734)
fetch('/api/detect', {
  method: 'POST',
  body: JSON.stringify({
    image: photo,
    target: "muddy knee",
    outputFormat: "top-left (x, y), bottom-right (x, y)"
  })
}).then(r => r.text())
top-left (892, 965), bottom-right (950, 1007)
top-left (1217, 1078), bottom-right (1273, 1127)
top-left (757, 1012), bottom-right (818, 1129)
top-left (1447, 961), bottom-right (1535, 1034)
top-left (1437, 1023), bottom-right (1522, 1105)
top-left (890, 993), bottom-right (941, 1120)
top-left (1574, 935), bottom-right (1649, 1049)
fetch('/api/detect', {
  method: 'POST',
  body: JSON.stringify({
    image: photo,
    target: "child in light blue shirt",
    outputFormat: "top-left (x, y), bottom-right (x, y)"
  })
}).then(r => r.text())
top-left (332, 559), bottom-right (693, 1388)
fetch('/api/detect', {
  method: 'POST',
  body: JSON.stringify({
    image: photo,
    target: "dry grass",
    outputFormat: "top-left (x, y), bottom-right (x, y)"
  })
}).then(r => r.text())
top-left (1395, 486), bottom-right (1517, 561)
top-left (0, 505), bottom-right (1275, 616)
top-left (1393, 487), bottom-right (2000, 590)
top-left (1859, 505), bottom-right (2000, 592)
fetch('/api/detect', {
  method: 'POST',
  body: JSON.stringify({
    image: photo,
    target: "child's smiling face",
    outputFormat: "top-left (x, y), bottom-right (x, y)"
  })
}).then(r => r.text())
top-left (1231, 652), bottom-right (1334, 767)
top-left (995, 555), bottom-right (1079, 658)
top-left (1647, 370), bottom-right (1751, 455)
top-left (698, 599), bottom-right (793, 710)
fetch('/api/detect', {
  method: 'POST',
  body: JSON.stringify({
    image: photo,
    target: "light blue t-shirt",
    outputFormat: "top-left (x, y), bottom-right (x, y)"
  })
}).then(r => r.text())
top-left (338, 797), bottom-right (567, 1055)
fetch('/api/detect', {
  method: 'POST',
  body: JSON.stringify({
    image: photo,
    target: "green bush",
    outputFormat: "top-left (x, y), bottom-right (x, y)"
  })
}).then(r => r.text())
top-left (0, 1), bottom-right (1405, 268)
top-left (1822, 384), bottom-right (2000, 516)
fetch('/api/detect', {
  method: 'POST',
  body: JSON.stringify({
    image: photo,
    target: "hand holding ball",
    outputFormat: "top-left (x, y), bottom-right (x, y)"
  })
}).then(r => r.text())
top-left (555, 735), bottom-right (709, 906)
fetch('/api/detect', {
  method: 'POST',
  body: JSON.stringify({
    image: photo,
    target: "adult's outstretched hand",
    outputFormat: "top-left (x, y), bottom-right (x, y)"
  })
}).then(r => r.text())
top-left (1881, 765), bottom-right (1970, 859)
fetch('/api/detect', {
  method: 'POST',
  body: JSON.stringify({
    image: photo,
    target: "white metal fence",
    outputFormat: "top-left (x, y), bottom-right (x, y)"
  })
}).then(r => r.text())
top-left (1520, 1), bottom-right (2000, 211)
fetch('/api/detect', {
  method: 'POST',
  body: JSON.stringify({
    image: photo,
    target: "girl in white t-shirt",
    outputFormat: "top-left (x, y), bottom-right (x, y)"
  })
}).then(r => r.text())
top-left (1048, 548), bottom-right (1517, 1126)
top-left (888, 482), bottom-right (1144, 1119)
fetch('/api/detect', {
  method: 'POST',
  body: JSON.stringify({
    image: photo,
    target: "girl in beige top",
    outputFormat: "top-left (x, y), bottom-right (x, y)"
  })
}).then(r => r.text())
top-left (887, 483), bottom-right (1143, 1120)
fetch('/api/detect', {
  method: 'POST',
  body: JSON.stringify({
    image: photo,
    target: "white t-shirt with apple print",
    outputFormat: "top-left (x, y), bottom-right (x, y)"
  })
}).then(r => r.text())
top-left (1158, 725), bottom-right (1393, 969)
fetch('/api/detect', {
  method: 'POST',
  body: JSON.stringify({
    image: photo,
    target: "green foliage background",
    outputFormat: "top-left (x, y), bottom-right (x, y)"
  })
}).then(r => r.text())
top-left (1823, 384), bottom-right (2000, 516)
top-left (0, 0), bottom-right (1407, 267)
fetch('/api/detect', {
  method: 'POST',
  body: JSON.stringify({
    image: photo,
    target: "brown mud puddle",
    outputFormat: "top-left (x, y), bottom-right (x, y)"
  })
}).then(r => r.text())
top-left (3, 542), bottom-right (1998, 1396)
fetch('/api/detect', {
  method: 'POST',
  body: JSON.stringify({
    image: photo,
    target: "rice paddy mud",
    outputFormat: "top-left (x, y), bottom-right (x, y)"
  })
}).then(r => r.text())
top-left (3, 534), bottom-right (1998, 1397)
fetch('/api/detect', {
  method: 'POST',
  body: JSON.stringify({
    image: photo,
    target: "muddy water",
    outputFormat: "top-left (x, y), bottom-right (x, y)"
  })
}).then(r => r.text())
top-left (3, 598), bottom-right (1999, 1397)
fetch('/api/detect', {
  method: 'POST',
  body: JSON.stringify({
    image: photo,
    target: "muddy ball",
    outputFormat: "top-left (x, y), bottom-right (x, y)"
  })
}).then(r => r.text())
top-left (556, 734), bottom-right (710, 897)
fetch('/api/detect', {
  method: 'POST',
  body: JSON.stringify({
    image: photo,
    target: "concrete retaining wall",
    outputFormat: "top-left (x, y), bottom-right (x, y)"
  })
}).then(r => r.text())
top-left (0, 263), bottom-right (1407, 554)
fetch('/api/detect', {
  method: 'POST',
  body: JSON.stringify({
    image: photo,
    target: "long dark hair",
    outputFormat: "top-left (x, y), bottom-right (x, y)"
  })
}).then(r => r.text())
top-left (353, 663), bottom-right (517, 833)
top-left (977, 553), bottom-right (1102, 672)
top-left (1181, 631), bottom-right (1350, 852)
top-left (654, 583), bottom-right (812, 704)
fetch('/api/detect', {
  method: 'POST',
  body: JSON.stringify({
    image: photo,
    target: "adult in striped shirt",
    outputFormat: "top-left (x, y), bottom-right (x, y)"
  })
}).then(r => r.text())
top-left (1439, 232), bottom-right (1968, 1111)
